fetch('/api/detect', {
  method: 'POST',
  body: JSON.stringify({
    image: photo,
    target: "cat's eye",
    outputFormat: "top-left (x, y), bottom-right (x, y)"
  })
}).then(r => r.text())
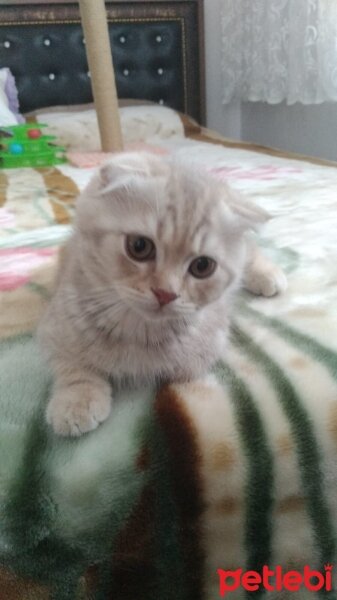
top-left (126, 234), bottom-right (156, 262)
top-left (189, 256), bottom-right (217, 279)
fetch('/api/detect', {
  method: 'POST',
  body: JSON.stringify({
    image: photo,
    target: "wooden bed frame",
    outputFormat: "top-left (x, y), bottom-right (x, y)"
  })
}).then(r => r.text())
top-left (0, 0), bottom-right (205, 124)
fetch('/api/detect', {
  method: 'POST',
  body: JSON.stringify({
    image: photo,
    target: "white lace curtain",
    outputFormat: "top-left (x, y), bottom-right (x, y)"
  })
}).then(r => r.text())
top-left (221, 0), bottom-right (337, 104)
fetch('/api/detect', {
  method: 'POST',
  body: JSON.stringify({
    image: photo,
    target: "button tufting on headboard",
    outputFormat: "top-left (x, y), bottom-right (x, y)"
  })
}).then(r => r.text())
top-left (0, 0), bottom-right (205, 123)
top-left (0, 20), bottom-right (184, 114)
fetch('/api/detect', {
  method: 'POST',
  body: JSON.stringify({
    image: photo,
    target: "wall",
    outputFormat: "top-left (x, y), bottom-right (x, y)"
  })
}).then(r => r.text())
top-left (203, 0), bottom-right (241, 140)
top-left (241, 102), bottom-right (337, 162)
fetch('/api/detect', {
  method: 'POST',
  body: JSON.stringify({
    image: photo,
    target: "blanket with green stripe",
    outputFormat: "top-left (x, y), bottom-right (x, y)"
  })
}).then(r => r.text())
top-left (1, 143), bottom-right (337, 599)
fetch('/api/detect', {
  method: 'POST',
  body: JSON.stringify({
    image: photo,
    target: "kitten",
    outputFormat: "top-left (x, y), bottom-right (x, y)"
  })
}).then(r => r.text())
top-left (38, 152), bottom-right (286, 436)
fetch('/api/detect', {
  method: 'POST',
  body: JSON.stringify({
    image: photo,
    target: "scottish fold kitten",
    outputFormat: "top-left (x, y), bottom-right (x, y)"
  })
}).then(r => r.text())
top-left (38, 152), bottom-right (286, 436)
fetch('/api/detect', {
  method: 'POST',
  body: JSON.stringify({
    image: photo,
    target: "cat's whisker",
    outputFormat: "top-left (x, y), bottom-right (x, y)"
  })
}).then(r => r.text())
top-left (65, 293), bottom-right (126, 329)
top-left (63, 287), bottom-right (119, 306)
top-left (117, 288), bottom-right (146, 300)
top-left (117, 288), bottom-right (154, 308)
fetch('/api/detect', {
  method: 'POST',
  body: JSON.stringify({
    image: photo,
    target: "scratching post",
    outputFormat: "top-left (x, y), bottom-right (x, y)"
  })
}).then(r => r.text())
top-left (79, 0), bottom-right (123, 152)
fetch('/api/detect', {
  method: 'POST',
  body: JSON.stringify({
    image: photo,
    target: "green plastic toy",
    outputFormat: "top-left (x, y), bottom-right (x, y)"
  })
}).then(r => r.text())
top-left (0, 123), bottom-right (67, 168)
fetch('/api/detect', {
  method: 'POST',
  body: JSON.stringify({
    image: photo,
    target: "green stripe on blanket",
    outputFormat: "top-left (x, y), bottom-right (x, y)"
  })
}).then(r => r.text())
top-left (240, 302), bottom-right (337, 379)
top-left (231, 323), bottom-right (336, 570)
top-left (0, 336), bottom-right (206, 599)
top-left (215, 361), bottom-right (274, 593)
top-left (1, 317), bottom-right (337, 598)
top-left (0, 335), bottom-right (153, 598)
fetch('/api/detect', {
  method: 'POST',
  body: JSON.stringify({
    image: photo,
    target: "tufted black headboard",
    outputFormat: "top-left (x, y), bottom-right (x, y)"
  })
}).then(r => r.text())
top-left (0, 0), bottom-right (205, 124)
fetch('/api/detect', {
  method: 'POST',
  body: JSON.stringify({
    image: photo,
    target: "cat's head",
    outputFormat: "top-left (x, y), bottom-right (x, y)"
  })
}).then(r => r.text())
top-left (74, 152), bottom-right (268, 322)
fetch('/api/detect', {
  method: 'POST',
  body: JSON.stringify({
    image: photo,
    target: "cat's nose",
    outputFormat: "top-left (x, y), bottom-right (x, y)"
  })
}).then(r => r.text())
top-left (151, 288), bottom-right (178, 306)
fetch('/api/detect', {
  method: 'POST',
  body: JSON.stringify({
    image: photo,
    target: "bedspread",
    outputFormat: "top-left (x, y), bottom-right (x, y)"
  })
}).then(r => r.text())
top-left (1, 135), bottom-right (337, 599)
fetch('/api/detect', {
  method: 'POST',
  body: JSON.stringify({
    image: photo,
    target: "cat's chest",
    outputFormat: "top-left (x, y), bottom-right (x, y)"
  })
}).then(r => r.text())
top-left (80, 322), bottom-right (197, 380)
top-left (86, 319), bottom-right (225, 382)
top-left (93, 331), bottom-right (187, 377)
top-left (76, 305), bottom-right (227, 380)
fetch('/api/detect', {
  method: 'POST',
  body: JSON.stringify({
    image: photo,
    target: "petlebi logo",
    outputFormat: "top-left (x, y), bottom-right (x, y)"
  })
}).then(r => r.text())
top-left (217, 564), bottom-right (333, 596)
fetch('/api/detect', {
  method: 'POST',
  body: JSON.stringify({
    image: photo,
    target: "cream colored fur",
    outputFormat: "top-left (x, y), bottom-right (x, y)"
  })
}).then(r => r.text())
top-left (38, 152), bottom-right (286, 436)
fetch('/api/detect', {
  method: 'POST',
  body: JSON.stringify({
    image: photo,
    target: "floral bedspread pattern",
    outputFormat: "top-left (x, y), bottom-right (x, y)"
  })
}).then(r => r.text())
top-left (0, 165), bottom-right (90, 337)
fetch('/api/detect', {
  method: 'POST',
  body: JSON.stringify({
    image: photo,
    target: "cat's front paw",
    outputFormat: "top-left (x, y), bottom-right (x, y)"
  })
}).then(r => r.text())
top-left (244, 264), bottom-right (287, 297)
top-left (46, 382), bottom-right (112, 436)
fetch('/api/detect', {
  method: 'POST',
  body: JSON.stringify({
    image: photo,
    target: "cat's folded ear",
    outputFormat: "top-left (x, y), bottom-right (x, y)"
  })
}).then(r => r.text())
top-left (75, 152), bottom-right (167, 232)
top-left (223, 187), bottom-right (270, 232)
top-left (99, 152), bottom-right (168, 193)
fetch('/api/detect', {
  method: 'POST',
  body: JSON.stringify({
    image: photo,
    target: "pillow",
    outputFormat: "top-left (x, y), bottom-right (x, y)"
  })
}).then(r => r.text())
top-left (28, 104), bottom-right (185, 151)
top-left (0, 68), bottom-right (24, 126)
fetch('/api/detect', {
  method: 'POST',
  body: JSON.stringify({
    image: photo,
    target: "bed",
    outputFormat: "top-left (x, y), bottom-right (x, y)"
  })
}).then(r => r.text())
top-left (1, 2), bottom-right (337, 599)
